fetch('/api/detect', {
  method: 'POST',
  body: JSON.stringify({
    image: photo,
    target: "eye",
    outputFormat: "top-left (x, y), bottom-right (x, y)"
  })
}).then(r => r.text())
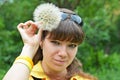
top-left (68, 44), bottom-right (77, 48)
top-left (51, 40), bottom-right (60, 45)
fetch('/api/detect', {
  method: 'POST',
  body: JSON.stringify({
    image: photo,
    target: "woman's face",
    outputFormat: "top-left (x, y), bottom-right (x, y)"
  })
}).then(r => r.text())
top-left (41, 34), bottom-right (78, 72)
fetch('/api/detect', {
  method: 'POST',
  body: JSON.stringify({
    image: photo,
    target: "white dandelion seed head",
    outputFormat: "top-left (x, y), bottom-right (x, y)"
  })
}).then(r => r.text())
top-left (33, 3), bottom-right (61, 31)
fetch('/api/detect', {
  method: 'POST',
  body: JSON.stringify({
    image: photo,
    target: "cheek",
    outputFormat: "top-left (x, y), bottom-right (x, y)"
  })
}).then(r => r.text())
top-left (69, 48), bottom-right (78, 59)
top-left (67, 50), bottom-right (77, 66)
top-left (42, 42), bottom-right (55, 58)
top-left (42, 45), bottom-right (49, 57)
top-left (70, 48), bottom-right (77, 55)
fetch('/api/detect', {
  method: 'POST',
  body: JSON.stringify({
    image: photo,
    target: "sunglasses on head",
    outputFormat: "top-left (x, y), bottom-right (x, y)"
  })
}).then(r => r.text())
top-left (61, 12), bottom-right (83, 26)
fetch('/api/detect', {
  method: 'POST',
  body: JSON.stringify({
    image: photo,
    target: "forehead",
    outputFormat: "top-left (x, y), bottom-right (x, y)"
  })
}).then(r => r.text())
top-left (46, 37), bottom-right (78, 45)
top-left (42, 19), bottom-right (84, 45)
top-left (46, 30), bottom-right (81, 44)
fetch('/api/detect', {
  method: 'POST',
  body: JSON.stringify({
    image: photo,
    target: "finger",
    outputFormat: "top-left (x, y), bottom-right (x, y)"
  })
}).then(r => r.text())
top-left (24, 20), bottom-right (38, 28)
top-left (26, 26), bottom-right (37, 36)
top-left (24, 20), bottom-right (32, 26)
top-left (25, 21), bottom-right (38, 35)
top-left (23, 25), bottom-right (28, 29)
top-left (25, 20), bottom-right (38, 30)
top-left (17, 23), bottom-right (28, 39)
top-left (17, 23), bottom-right (24, 32)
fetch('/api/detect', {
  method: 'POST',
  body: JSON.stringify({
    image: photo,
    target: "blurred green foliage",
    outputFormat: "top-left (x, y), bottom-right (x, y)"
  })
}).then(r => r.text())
top-left (0, 0), bottom-right (120, 80)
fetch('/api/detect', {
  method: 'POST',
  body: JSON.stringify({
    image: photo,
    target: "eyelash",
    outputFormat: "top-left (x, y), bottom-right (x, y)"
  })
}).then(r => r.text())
top-left (51, 40), bottom-right (77, 48)
top-left (68, 44), bottom-right (77, 48)
top-left (51, 41), bottom-right (60, 45)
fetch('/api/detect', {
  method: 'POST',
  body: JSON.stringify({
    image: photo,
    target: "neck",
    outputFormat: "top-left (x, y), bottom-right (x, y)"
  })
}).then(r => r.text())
top-left (41, 61), bottom-right (67, 80)
top-left (46, 71), bottom-right (67, 80)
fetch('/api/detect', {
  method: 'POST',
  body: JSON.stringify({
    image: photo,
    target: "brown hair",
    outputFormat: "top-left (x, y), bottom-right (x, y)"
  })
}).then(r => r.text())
top-left (33, 8), bottom-right (97, 80)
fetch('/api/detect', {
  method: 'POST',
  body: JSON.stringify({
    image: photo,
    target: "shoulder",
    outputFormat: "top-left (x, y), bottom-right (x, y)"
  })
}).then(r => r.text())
top-left (71, 75), bottom-right (91, 80)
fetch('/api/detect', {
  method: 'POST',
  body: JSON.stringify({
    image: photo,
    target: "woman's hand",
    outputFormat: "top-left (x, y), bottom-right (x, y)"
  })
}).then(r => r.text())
top-left (17, 20), bottom-right (42, 58)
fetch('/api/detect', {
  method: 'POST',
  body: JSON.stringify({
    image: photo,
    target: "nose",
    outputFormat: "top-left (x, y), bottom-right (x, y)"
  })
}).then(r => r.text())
top-left (58, 46), bottom-right (67, 58)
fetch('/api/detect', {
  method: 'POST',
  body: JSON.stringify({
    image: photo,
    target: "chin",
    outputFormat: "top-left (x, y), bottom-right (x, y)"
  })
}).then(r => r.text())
top-left (50, 64), bottom-right (67, 72)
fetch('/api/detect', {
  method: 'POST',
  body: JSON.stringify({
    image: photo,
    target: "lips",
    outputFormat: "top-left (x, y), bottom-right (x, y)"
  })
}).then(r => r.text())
top-left (53, 59), bottom-right (66, 65)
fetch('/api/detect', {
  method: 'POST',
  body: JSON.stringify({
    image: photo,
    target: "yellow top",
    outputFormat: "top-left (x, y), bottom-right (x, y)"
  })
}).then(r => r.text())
top-left (29, 61), bottom-right (89, 80)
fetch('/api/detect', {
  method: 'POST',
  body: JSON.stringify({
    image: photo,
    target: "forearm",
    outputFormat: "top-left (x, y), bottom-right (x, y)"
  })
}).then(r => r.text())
top-left (3, 62), bottom-right (30, 80)
top-left (3, 45), bottom-right (37, 80)
top-left (3, 20), bottom-right (41, 80)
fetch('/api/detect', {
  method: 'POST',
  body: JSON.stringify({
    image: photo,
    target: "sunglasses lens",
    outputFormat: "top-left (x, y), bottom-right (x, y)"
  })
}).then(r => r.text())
top-left (71, 15), bottom-right (82, 24)
top-left (61, 12), bottom-right (83, 26)
top-left (61, 13), bottom-right (68, 20)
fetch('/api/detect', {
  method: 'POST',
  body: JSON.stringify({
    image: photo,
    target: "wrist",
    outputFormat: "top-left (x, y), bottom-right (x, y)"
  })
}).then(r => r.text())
top-left (20, 44), bottom-right (38, 59)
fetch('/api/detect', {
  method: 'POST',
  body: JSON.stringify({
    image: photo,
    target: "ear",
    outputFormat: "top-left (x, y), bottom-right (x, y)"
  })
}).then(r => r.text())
top-left (40, 41), bottom-right (43, 49)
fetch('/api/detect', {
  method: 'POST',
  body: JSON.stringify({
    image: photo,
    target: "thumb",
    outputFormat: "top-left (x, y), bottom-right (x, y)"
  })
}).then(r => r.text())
top-left (17, 23), bottom-right (28, 40)
top-left (17, 23), bottom-right (25, 34)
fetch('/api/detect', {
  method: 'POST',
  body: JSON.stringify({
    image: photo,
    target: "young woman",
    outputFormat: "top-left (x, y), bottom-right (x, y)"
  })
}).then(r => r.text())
top-left (3, 7), bottom-right (97, 80)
